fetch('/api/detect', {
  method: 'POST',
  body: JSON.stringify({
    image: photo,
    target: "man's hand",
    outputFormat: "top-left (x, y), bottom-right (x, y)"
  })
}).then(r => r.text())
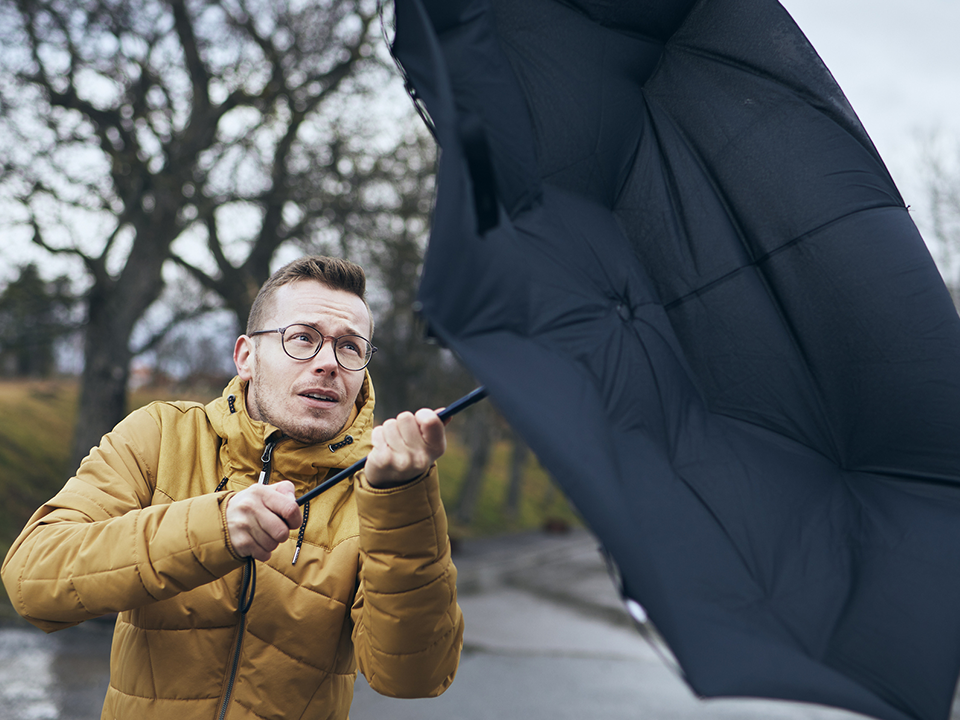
top-left (365, 408), bottom-right (447, 488)
top-left (225, 481), bottom-right (303, 561)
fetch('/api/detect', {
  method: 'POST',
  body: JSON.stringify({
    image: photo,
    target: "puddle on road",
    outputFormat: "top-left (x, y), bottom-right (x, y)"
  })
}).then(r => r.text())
top-left (0, 623), bottom-right (112, 720)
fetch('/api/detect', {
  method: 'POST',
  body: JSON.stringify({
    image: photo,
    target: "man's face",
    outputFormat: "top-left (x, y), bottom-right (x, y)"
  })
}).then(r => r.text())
top-left (234, 279), bottom-right (372, 444)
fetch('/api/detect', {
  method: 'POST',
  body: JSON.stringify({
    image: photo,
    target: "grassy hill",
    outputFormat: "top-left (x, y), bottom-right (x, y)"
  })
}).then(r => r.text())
top-left (0, 380), bottom-right (77, 551)
top-left (0, 379), bottom-right (222, 555)
top-left (0, 378), bottom-right (579, 621)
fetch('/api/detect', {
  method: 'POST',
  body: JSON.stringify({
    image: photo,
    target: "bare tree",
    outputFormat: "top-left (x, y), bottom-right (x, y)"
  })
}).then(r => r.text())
top-left (502, 432), bottom-right (530, 521)
top-left (923, 137), bottom-right (960, 305)
top-left (167, 0), bottom-right (405, 328)
top-left (452, 399), bottom-right (496, 527)
top-left (0, 0), bottom-right (399, 466)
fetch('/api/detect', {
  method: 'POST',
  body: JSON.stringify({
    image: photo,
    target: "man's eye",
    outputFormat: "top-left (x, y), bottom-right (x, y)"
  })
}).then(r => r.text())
top-left (286, 329), bottom-right (316, 344)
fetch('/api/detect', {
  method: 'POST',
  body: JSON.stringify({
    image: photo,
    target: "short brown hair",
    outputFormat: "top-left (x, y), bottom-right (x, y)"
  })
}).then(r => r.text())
top-left (246, 256), bottom-right (373, 336)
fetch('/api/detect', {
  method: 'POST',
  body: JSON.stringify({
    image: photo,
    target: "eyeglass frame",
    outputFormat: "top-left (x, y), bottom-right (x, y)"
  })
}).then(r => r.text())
top-left (248, 324), bottom-right (377, 371)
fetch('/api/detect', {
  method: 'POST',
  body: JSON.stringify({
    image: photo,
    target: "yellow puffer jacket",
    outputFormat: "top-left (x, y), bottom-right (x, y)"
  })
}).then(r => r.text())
top-left (1, 375), bottom-right (463, 720)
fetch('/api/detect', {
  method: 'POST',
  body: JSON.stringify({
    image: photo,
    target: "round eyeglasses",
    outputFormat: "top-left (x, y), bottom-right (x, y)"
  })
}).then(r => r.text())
top-left (249, 324), bottom-right (377, 371)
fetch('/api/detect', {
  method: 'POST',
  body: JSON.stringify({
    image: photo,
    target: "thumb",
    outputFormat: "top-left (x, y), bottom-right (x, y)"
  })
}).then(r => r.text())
top-left (269, 481), bottom-right (302, 528)
top-left (415, 408), bottom-right (447, 454)
top-left (272, 480), bottom-right (297, 499)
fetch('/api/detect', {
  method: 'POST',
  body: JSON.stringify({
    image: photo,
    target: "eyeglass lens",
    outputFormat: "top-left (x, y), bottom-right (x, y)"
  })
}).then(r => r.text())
top-left (281, 325), bottom-right (372, 369)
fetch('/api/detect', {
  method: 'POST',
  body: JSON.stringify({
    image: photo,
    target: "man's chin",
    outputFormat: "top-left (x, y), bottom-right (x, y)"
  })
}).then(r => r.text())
top-left (285, 417), bottom-right (349, 446)
top-left (256, 401), bottom-right (349, 445)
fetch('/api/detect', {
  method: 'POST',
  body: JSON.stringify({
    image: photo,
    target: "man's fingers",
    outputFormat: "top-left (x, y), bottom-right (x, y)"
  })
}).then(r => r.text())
top-left (394, 411), bottom-right (423, 449)
top-left (262, 481), bottom-right (303, 529)
top-left (243, 521), bottom-right (280, 562)
top-left (226, 482), bottom-right (303, 560)
top-left (364, 408), bottom-right (448, 487)
top-left (390, 410), bottom-right (445, 456)
top-left (415, 408), bottom-right (447, 453)
top-left (387, 412), bottom-right (433, 472)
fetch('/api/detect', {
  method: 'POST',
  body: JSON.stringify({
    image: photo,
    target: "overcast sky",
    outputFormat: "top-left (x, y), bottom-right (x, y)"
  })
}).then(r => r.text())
top-left (4, 1), bottom-right (959, 278)
top-left (779, 0), bottom-right (960, 210)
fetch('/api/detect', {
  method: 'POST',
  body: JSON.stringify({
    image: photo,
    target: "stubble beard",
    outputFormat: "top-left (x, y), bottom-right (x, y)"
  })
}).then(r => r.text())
top-left (251, 373), bottom-right (347, 445)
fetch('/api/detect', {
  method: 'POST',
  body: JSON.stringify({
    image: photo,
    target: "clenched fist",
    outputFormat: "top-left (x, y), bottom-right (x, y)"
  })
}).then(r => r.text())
top-left (365, 408), bottom-right (447, 488)
top-left (226, 481), bottom-right (303, 561)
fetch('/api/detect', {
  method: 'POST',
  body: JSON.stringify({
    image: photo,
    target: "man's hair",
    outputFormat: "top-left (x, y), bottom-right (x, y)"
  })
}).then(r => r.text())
top-left (246, 256), bottom-right (373, 336)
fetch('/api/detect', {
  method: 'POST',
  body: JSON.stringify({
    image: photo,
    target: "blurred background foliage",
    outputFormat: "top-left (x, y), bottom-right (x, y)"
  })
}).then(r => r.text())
top-left (0, 0), bottom-right (582, 622)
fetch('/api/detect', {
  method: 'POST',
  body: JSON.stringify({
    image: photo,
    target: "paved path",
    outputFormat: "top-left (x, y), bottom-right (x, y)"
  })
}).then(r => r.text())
top-left (352, 528), bottom-right (875, 720)
top-left (2, 528), bottom-right (955, 719)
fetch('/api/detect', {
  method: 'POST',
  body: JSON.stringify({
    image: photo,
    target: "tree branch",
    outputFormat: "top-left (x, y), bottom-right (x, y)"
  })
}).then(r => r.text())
top-left (132, 301), bottom-right (221, 356)
top-left (169, 0), bottom-right (211, 114)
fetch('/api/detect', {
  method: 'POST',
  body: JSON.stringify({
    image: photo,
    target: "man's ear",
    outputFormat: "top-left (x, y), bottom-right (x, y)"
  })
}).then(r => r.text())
top-left (234, 335), bottom-right (255, 381)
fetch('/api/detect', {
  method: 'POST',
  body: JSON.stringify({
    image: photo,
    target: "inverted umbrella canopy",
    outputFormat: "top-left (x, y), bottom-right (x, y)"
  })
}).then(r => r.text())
top-left (393, 1), bottom-right (960, 719)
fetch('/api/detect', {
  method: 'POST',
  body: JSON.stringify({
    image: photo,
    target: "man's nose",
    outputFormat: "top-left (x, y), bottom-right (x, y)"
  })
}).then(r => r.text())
top-left (310, 339), bottom-right (339, 372)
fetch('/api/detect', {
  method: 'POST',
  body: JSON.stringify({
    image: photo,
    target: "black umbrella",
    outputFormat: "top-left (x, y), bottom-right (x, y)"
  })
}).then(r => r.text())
top-left (392, 1), bottom-right (960, 720)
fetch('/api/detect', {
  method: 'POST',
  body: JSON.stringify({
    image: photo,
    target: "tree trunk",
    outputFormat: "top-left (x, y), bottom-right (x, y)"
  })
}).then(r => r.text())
top-left (453, 404), bottom-right (494, 526)
top-left (71, 326), bottom-right (132, 468)
top-left (502, 433), bottom-right (530, 520)
top-left (69, 220), bottom-right (173, 469)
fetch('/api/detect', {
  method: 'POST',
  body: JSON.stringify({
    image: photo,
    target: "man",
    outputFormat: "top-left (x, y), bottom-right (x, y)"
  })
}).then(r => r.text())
top-left (1, 256), bottom-right (464, 720)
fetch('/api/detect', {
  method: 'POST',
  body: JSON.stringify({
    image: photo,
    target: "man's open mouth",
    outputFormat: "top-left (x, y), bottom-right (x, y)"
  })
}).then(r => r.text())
top-left (302, 392), bottom-right (337, 403)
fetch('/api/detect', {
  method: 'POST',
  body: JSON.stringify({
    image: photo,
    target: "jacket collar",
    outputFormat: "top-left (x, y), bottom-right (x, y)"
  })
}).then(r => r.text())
top-left (208, 374), bottom-right (375, 491)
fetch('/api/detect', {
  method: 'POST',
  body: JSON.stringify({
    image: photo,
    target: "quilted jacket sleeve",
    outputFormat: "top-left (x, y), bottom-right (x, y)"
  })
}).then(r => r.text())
top-left (351, 465), bottom-right (464, 698)
top-left (1, 407), bottom-right (243, 633)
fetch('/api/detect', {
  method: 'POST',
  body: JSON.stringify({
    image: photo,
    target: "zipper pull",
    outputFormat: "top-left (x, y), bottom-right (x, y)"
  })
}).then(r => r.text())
top-left (258, 439), bottom-right (277, 485)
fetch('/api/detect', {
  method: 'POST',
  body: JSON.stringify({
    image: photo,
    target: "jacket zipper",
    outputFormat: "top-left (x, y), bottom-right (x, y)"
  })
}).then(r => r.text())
top-left (258, 438), bottom-right (277, 485)
top-left (217, 438), bottom-right (277, 720)
top-left (217, 610), bottom-right (247, 720)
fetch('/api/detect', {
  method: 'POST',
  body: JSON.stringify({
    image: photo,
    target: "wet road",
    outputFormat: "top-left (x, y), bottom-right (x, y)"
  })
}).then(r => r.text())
top-left (0, 622), bottom-right (111, 720)
top-left (0, 529), bottom-right (955, 719)
top-left (351, 530), bottom-right (872, 720)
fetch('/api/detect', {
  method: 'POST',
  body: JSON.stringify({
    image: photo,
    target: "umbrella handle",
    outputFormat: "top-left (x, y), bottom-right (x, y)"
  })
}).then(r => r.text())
top-left (296, 386), bottom-right (488, 506)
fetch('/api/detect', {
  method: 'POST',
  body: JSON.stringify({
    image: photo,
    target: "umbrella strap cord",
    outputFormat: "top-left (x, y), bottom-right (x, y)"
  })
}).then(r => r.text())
top-left (239, 558), bottom-right (256, 614)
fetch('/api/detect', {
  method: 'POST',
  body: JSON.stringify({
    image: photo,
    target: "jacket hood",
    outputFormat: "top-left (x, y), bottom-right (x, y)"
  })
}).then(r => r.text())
top-left (207, 374), bottom-right (376, 493)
